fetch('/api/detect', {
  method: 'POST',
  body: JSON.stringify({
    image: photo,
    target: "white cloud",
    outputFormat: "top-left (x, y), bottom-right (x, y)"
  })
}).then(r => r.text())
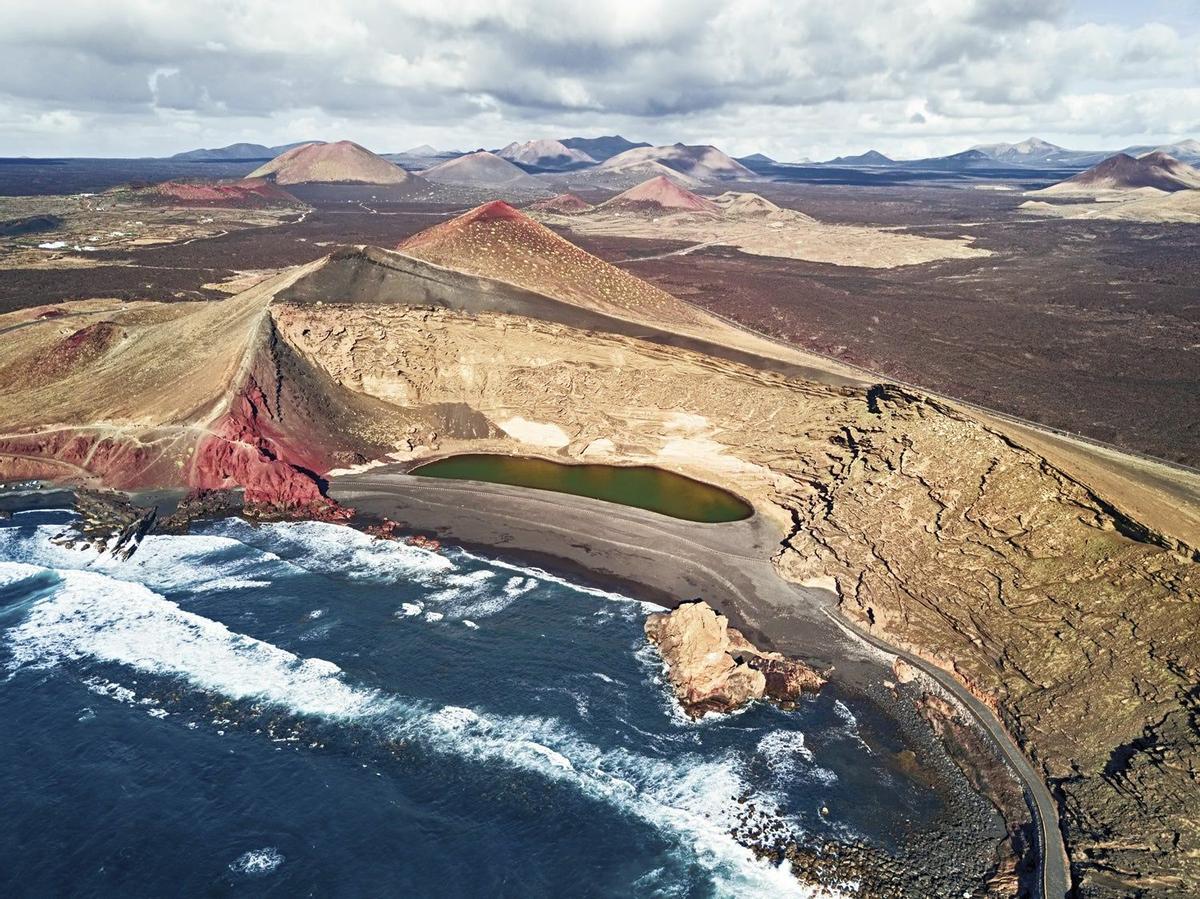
top-left (0, 0), bottom-right (1195, 158)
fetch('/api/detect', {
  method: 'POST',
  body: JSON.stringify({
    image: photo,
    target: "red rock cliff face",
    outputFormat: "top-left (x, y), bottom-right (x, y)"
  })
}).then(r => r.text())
top-left (183, 314), bottom-right (412, 518)
top-left (0, 303), bottom-right (372, 517)
top-left (189, 374), bottom-right (347, 518)
top-left (0, 428), bottom-right (190, 489)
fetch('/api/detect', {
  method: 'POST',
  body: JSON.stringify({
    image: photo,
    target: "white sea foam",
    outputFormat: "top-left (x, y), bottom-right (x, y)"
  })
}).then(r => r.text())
top-left (758, 730), bottom-right (840, 786)
top-left (521, 740), bottom-right (575, 771)
top-left (298, 621), bottom-right (334, 643)
top-left (533, 685), bottom-right (591, 720)
top-left (3, 561), bottom-right (834, 898)
top-left (422, 569), bottom-right (531, 620)
top-left (758, 729), bottom-right (815, 770)
top-left (6, 567), bottom-right (383, 720)
top-left (398, 602), bottom-right (424, 617)
top-left (833, 700), bottom-right (857, 727)
top-left (2, 513), bottom-right (845, 899)
top-left (229, 847), bottom-right (283, 876)
top-left (423, 569), bottom-right (493, 602)
top-left (0, 526), bottom-right (270, 594)
top-left (503, 575), bottom-right (539, 597)
top-left (833, 699), bottom-right (871, 753)
top-left (210, 519), bottom-right (453, 582)
top-left (0, 561), bottom-right (46, 588)
top-left (453, 548), bottom-right (656, 610)
top-left (82, 675), bottom-right (138, 705)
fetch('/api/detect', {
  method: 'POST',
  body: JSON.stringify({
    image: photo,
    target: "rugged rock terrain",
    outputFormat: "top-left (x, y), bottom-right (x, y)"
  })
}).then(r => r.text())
top-left (1021, 188), bottom-right (1200, 224)
top-left (644, 600), bottom-right (825, 715)
top-left (269, 278), bottom-right (1198, 897)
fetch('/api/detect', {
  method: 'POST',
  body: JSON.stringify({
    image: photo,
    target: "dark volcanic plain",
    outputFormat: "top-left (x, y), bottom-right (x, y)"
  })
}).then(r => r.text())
top-left (576, 183), bottom-right (1200, 468)
top-left (1, 162), bottom-right (1196, 469)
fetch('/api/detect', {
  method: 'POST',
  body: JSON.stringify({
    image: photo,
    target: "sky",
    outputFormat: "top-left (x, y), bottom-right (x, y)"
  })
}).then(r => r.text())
top-left (1, 0), bottom-right (1197, 160)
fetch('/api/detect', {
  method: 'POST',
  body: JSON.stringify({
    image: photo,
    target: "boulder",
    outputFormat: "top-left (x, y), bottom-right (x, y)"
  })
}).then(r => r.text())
top-left (892, 657), bottom-right (920, 685)
top-left (644, 600), bottom-right (825, 716)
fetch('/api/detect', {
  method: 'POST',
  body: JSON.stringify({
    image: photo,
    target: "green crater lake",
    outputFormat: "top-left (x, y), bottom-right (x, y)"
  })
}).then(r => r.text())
top-left (410, 454), bottom-right (753, 523)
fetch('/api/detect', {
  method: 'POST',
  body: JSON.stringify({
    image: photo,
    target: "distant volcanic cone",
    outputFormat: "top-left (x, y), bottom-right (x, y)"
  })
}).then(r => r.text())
top-left (396, 201), bottom-right (705, 326)
top-left (527, 193), bottom-right (594, 214)
top-left (247, 140), bottom-right (412, 185)
top-left (602, 176), bottom-right (721, 214)
top-left (419, 151), bottom-right (547, 190)
top-left (598, 143), bottom-right (756, 182)
top-left (140, 178), bottom-right (303, 208)
top-left (1041, 152), bottom-right (1200, 194)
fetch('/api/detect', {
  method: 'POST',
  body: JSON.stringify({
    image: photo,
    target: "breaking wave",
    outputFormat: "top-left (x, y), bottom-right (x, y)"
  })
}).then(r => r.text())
top-left (229, 847), bottom-right (284, 876)
top-left (1, 556), bottom-right (834, 898)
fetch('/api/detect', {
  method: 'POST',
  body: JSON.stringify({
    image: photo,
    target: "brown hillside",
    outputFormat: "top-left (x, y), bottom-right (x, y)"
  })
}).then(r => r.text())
top-left (602, 176), bottom-right (721, 214)
top-left (248, 141), bottom-right (411, 185)
top-left (396, 201), bottom-right (705, 326)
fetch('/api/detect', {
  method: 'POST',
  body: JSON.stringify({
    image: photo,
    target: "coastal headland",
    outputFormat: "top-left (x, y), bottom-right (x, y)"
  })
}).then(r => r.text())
top-left (1, 201), bottom-right (1196, 896)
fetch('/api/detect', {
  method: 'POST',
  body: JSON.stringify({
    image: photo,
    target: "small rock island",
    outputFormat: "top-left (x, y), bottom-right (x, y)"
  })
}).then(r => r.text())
top-left (645, 600), bottom-right (826, 717)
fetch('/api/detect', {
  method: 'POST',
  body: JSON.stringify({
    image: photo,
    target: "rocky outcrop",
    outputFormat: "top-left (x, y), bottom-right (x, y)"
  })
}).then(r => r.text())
top-left (914, 692), bottom-right (1034, 896)
top-left (776, 388), bottom-right (1200, 897)
top-left (644, 600), bottom-right (825, 716)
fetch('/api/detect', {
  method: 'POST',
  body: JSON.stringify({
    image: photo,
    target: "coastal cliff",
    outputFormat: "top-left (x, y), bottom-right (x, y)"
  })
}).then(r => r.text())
top-left (1, 239), bottom-right (1196, 895)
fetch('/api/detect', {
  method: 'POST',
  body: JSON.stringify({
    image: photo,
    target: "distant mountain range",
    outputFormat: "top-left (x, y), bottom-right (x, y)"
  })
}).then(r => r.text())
top-left (558, 135), bottom-right (649, 162)
top-left (170, 141), bottom-right (320, 161)
top-left (817, 137), bottom-right (1200, 169)
top-left (165, 133), bottom-right (1200, 189)
top-left (824, 150), bottom-right (894, 167)
top-left (968, 137), bottom-right (1082, 165)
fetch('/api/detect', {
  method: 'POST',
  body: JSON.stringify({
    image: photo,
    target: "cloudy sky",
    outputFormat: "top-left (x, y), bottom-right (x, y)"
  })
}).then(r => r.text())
top-left (2, 0), bottom-right (1197, 160)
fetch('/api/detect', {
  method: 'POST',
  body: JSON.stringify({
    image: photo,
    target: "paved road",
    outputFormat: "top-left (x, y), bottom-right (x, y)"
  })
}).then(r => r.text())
top-left (822, 610), bottom-right (1070, 899)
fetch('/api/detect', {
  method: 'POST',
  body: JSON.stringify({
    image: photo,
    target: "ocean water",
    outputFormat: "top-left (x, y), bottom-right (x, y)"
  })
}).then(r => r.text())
top-left (0, 510), bottom-right (940, 897)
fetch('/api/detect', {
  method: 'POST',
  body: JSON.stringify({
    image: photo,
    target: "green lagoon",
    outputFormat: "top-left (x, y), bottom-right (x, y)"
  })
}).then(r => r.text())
top-left (410, 454), bottom-right (753, 523)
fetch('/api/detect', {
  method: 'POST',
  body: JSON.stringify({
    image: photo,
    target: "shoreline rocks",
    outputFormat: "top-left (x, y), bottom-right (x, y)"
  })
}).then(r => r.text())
top-left (644, 600), bottom-right (825, 716)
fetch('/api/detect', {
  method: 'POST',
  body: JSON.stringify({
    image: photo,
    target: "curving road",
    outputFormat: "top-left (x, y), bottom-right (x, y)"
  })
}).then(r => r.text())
top-left (821, 610), bottom-right (1070, 899)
